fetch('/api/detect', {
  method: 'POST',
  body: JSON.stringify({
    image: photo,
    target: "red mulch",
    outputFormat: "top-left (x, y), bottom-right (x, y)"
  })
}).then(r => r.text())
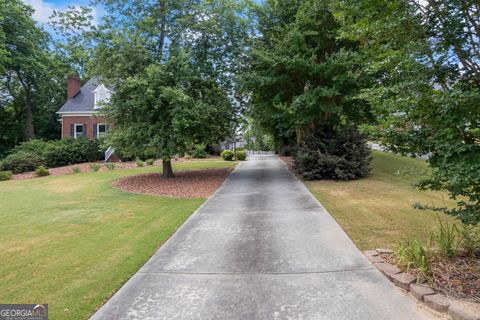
top-left (381, 252), bottom-right (480, 302)
top-left (279, 155), bottom-right (306, 179)
top-left (111, 167), bottom-right (234, 198)
top-left (279, 155), bottom-right (296, 173)
top-left (12, 159), bottom-right (187, 180)
top-left (278, 155), bottom-right (294, 171)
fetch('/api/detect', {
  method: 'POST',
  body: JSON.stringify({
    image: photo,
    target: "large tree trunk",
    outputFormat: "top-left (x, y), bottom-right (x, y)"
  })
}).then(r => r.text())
top-left (24, 90), bottom-right (35, 140)
top-left (15, 71), bottom-right (35, 140)
top-left (163, 158), bottom-right (175, 178)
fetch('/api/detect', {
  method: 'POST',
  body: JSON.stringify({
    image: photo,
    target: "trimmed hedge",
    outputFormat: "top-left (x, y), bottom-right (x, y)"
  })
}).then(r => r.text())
top-left (235, 150), bottom-right (247, 161)
top-left (221, 149), bottom-right (235, 161)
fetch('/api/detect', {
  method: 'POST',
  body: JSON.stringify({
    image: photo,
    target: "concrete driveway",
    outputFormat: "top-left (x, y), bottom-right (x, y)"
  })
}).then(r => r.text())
top-left (90, 155), bottom-right (436, 320)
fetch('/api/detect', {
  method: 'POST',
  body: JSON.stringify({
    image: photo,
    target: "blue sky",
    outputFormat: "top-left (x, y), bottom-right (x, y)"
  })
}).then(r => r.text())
top-left (23, 0), bottom-right (103, 25)
top-left (24, 0), bottom-right (264, 25)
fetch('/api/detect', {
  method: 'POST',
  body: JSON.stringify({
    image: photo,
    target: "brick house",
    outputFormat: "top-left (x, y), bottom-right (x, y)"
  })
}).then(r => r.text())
top-left (57, 75), bottom-right (112, 140)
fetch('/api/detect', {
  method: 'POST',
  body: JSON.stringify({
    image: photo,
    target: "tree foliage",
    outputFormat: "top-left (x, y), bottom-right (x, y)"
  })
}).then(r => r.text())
top-left (105, 54), bottom-right (233, 170)
top-left (334, 0), bottom-right (480, 224)
top-left (244, 0), bottom-right (373, 150)
top-left (55, 0), bottom-right (254, 177)
top-left (0, 0), bottom-right (69, 156)
top-left (295, 126), bottom-right (371, 180)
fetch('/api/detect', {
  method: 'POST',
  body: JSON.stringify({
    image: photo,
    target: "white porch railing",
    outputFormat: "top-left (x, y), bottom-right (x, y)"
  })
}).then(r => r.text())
top-left (105, 146), bottom-right (115, 163)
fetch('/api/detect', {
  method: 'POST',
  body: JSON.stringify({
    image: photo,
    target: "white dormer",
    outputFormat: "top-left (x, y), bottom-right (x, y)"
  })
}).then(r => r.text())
top-left (93, 84), bottom-right (112, 109)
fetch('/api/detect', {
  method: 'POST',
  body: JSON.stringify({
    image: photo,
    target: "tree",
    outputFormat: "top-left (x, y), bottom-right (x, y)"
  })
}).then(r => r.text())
top-left (50, 6), bottom-right (97, 78)
top-left (244, 0), bottom-right (373, 153)
top-left (1, 0), bottom-right (47, 139)
top-left (243, 119), bottom-right (276, 152)
top-left (333, 0), bottom-right (480, 224)
top-left (0, 0), bottom-right (68, 147)
top-left (54, 0), bottom-right (254, 177)
top-left (107, 54), bottom-right (233, 177)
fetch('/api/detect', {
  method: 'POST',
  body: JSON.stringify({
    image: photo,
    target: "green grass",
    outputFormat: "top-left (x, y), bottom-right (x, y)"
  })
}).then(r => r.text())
top-left (0, 160), bottom-right (236, 320)
top-left (305, 151), bottom-right (457, 250)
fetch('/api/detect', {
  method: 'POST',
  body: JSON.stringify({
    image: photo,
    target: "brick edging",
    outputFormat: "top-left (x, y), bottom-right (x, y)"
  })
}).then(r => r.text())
top-left (364, 249), bottom-right (480, 320)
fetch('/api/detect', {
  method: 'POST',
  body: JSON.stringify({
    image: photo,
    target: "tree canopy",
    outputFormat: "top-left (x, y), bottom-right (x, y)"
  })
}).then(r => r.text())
top-left (332, 0), bottom-right (480, 224)
top-left (57, 0), bottom-right (254, 176)
top-left (243, 0), bottom-right (373, 150)
top-left (244, 0), bottom-right (480, 224)
top-left (0, 0), bottom-right (69, 156)
top-left (1, 0), bottom-right (480, 224)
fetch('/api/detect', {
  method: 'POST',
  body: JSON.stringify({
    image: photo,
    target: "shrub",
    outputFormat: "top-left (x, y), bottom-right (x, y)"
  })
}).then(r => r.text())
top-left (136, 159), bottom-right (144, 167)
top-left (43, 142), bottom-right (70, 168)
top-left (221, 149), bottom-right (235, 161)
top-left (82, 139), bottom-right (103, 163)
top-left (145, 159), bottom-right (154, 165)
top-left (90, 164), bottom-right (100, 172)
top-left (10, 139), bottom-right (49, 155)
top-left (106, 163), bottom-right (115, 171)
top-left (1, 151), bottom-right (45, 174)
top-left (190, 143), bottom-right (208, 158)
top-left (396, 240), bottom-right (430, 279)
top-left (2, 138), bottom-right (104, 172)
top-left (34, 166), bottom-right (50, 177)
top-left (43, 138), bottom-right (103, 168)
top-left (72, 167), bottom-right (81, 174)
top-left (235, 150), bottom-right (247, 161)
top-left (294, 126), bottom-right (372, 180)
top-left (459, 225), bottom-right (480, 256)
top-left (0, 171), bottom-right (13, 181)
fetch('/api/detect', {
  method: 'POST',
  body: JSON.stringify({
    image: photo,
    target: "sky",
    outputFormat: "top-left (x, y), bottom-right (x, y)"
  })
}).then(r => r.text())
top-left (23, 0), bottom-right (103, 25)
top-left (24, 0), bottom-right (264, 25)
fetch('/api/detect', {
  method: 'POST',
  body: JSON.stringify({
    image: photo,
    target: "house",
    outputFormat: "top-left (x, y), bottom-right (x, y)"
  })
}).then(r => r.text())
top-left (57, 75), bottom-right (112, 140)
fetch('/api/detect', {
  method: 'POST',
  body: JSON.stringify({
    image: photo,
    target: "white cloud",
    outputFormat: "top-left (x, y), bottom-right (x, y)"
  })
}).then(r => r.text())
top-left (23, 0), bottom-right (101, 25)
top-left (23, 0), bottom-right (57, 23)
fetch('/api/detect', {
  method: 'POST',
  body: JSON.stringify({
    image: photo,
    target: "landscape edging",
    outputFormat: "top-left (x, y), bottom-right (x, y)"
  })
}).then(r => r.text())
top-left (364, 249), bottom-right (480, 320)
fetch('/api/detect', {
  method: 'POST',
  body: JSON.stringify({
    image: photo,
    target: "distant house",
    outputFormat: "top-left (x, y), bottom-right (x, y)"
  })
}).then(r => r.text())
top-left (57, 75), bottom-right (112, 140)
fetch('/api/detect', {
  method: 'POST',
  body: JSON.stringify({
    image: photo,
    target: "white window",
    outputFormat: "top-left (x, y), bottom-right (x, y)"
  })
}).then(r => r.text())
top-left (74, 124), bottom-right (85, 138)
top-left (93, 85), bottom-right (112, 109)
top-left (97, 123), bottom-right (108, 138)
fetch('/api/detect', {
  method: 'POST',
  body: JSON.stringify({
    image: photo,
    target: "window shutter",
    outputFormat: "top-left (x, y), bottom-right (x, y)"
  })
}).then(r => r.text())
top-left (106, 124), bottom-right (109, 133)
top-left (83, 124), bottom-right (87, 137)
top-left (93, 123), bottom-right (97, 138)
top-left (70, 124), bottom-right (74, 137)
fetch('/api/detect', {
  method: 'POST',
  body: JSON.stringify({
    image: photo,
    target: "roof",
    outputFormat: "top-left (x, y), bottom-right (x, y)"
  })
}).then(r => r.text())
top-left (57, 77), bottom-right (100, 114)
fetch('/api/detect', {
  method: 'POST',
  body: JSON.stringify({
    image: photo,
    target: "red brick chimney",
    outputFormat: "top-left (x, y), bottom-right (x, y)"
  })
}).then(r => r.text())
top-left (67, 74), bottom-right (81, 99)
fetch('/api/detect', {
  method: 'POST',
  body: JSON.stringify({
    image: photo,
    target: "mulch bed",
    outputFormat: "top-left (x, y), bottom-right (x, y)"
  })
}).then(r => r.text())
top-left (12, 159), bottom-right (187, 180)
top-left (111, 167), bottom-right (234, 198)
top-left (381, 252), bottom-right (480, 303)
top-left (278, 155), bottom-right (294, 170)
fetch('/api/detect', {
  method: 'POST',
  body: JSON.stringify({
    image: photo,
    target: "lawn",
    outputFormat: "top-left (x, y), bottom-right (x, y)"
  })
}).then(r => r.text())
top-left (305, 151), bottom-right (457, 250)
top-left (0, 160), bottom-right (236, 320)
